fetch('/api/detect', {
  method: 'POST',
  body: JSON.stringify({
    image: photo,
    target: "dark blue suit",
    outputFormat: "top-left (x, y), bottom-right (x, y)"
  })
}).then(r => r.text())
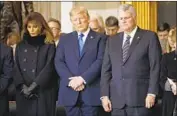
top-left (101, 27), bottom-right (162, 116)
top-left (55, 29), bottom-right (107, 116)
top-left (0, 43), bottom-right (13, 116)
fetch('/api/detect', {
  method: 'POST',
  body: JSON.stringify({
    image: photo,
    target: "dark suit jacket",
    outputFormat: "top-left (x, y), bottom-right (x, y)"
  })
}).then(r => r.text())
top-left (0, 43), bottom-right (13, 116)
top-left (55, 29), bottom-right (107, 106)
top-left (101, 27), bottom-right (162, 109)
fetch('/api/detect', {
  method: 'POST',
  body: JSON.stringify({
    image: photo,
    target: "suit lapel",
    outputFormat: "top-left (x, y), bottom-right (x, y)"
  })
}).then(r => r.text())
top-left (79, 30), bottom-right (96, 61)
top-left (117, 33), bottom-right (124, 63)
top-left (123, 28), bottom-right (143, 65)
top-left (72, 31), bottom-right (80, 60)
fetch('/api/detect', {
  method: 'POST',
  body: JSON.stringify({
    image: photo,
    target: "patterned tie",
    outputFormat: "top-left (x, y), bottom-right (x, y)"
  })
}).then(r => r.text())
top-left (78, 33), bottom-right (84, 56)
top-left (122, 35), bottom-right (131, 62)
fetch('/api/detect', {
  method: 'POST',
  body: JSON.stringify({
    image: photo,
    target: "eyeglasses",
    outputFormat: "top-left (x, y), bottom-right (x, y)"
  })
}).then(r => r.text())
top-left (119, 16), bottom-right (132, 21)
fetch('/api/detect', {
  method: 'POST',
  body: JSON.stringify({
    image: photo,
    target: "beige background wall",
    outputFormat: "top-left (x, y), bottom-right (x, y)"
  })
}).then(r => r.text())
top-left (33, 1), bottom-right (120, 21)
top-left (33, 2), bottom-right (61, 22)
top-left (33, 2), bottom-right (121, 33)
top-left (32, 2), bottom-right (165, 32)
top-left (75, 2), bottom-right (121, 20)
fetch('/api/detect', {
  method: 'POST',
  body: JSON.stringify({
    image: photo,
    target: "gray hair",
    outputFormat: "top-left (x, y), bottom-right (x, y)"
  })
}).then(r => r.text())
top-left (90, 13), bottom-right (105, 28)
top-left (118, 4), bottom-right (136, 18)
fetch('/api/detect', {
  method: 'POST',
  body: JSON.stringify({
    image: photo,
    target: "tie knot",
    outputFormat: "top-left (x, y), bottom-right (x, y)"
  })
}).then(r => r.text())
top-left (79, 33), bottom-right (84, 39)
top-left (126, 35), bottom-right (131, 40)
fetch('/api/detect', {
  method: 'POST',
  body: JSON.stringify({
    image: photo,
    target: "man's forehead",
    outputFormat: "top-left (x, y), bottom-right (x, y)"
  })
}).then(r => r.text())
top-left (158, 31), bottom-right (169, 34)
top-left (72, 12), bottom-right (87, 17)
top-left (48, 22), bottom-right (60, 27)
top-left (106, 26), bottom-right (118, 29)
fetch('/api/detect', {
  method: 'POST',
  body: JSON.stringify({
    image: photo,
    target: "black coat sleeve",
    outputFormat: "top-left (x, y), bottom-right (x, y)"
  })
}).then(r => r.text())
top-left (100, 39), bottom-right (112, 97)
top-left (34, 44), bottom-right (56, 88)
top-left (160, 54), bottom-right (168, 90)
top-left (148, 32), bottom-right (162, 95)
top-left (0, 45), bottom-right (13, 94)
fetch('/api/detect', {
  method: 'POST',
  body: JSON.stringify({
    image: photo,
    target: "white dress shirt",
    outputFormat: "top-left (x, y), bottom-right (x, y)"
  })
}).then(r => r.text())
top-left (77, 28), bottom-right (90, 44)
top-left (122, 26), bottom-right (138, 47)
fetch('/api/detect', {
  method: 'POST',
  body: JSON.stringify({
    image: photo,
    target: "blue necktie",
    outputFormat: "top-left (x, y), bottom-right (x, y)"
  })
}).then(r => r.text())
top-left (78, 33), bottom-right (84, 56)
top-left (122, 35), bottom-right (131, 62)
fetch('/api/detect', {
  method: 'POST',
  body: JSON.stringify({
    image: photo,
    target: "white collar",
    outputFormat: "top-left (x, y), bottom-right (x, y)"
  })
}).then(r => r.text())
top-left (124, 26), bottom-right (138, 38)
top-left (77, 28), bottom-right (90, 37)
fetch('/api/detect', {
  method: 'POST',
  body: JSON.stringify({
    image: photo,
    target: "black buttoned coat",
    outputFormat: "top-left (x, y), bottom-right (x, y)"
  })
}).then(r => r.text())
top-left (13, 35), bottom-right (58, 116)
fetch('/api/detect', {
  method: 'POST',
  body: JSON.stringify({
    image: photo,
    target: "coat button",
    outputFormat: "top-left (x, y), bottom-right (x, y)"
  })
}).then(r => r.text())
top-left (23, 58), bottom-right (27, 62)
top-left (23, 68), bottom-right (26, 71)
top-left (32, 69), bottom-right (35, 73)
top-left (24, 49), bottom-right (27, 52)
top-left (34, 49), bottom-right (37, 52)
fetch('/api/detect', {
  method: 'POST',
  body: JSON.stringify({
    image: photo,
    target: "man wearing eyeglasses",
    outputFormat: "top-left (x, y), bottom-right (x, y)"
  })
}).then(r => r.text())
top-left (101, 4), bottom-right (162, 116)
top-left (48, 18), bottom-right (61, 46)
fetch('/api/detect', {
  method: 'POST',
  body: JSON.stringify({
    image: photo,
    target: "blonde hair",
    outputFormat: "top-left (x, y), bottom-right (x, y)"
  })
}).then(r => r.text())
top-left (69, 6), bottom-right (89, 19)
top-left (89, 13), bottom-right (105, 33)
top-left (7, 32), bottom-right (21, 45)
top-left (166, 27), bottom-right (176, 53)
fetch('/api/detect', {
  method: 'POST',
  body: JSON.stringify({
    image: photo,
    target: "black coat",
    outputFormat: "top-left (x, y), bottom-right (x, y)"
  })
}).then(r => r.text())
top-left (13, 35), bottom-right (58, 116)
top-left (0, 43), bottom-right (13, 116)
top-left (160, 51), bottom-right (177, 116)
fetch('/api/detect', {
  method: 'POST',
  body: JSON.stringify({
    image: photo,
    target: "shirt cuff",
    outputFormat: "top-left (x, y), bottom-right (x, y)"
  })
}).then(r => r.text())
top-left (100, 96), bottom-right (109, 100)
top-left (147, 93), bottom-right (156, 97)
top-left (79, 76), bottom-right (86, 84)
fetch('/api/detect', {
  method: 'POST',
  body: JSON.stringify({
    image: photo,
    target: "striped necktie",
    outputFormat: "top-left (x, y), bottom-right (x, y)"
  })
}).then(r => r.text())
top-left (122, 35), bottom-right (131, 62)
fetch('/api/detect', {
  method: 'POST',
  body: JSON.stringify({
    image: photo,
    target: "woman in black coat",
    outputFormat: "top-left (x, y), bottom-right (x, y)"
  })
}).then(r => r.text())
top-left (160, 27), bottom-right (177, 116)
top-left (13, 12), bottom-right (58, 116)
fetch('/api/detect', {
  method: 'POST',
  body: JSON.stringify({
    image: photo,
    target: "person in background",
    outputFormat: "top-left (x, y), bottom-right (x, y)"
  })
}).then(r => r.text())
top-left (55, 6), bottom-right (107, 116)
top-left (166, 27), bottom-right (176, 53)
top-left (89, 13), bottom-right (105, 34)
top-left (6, 32), bottom-right (21, 57)
top-left (48, 18), bottom-right (61, 104)
top-left (48, 18), bottom-right (61, 46)
top-left (6, 32), bottom-right (21, 101)
top-left (0, 40), bottom-right (13, 116)
top-left (157, 22), bottom-right (170, 54)
top-left (13, 12), bottom-right (57, 116)
top-left (101, 4), bottom-right (161, 116)
top-left (160, 27), bottom-right (177, 116)
top-left (105, 16), bottom-right (119, 36)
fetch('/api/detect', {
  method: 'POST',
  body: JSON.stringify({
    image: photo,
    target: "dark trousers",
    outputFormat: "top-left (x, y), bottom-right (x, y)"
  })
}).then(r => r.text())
top-left (65, 94), bottom-right (99, 116)
top-left (111, 105), bottom-right (150, 116)
top-left (65, 105), bottom-right (99, 116)
top-left (0, 95), bottom-right (9, 116)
